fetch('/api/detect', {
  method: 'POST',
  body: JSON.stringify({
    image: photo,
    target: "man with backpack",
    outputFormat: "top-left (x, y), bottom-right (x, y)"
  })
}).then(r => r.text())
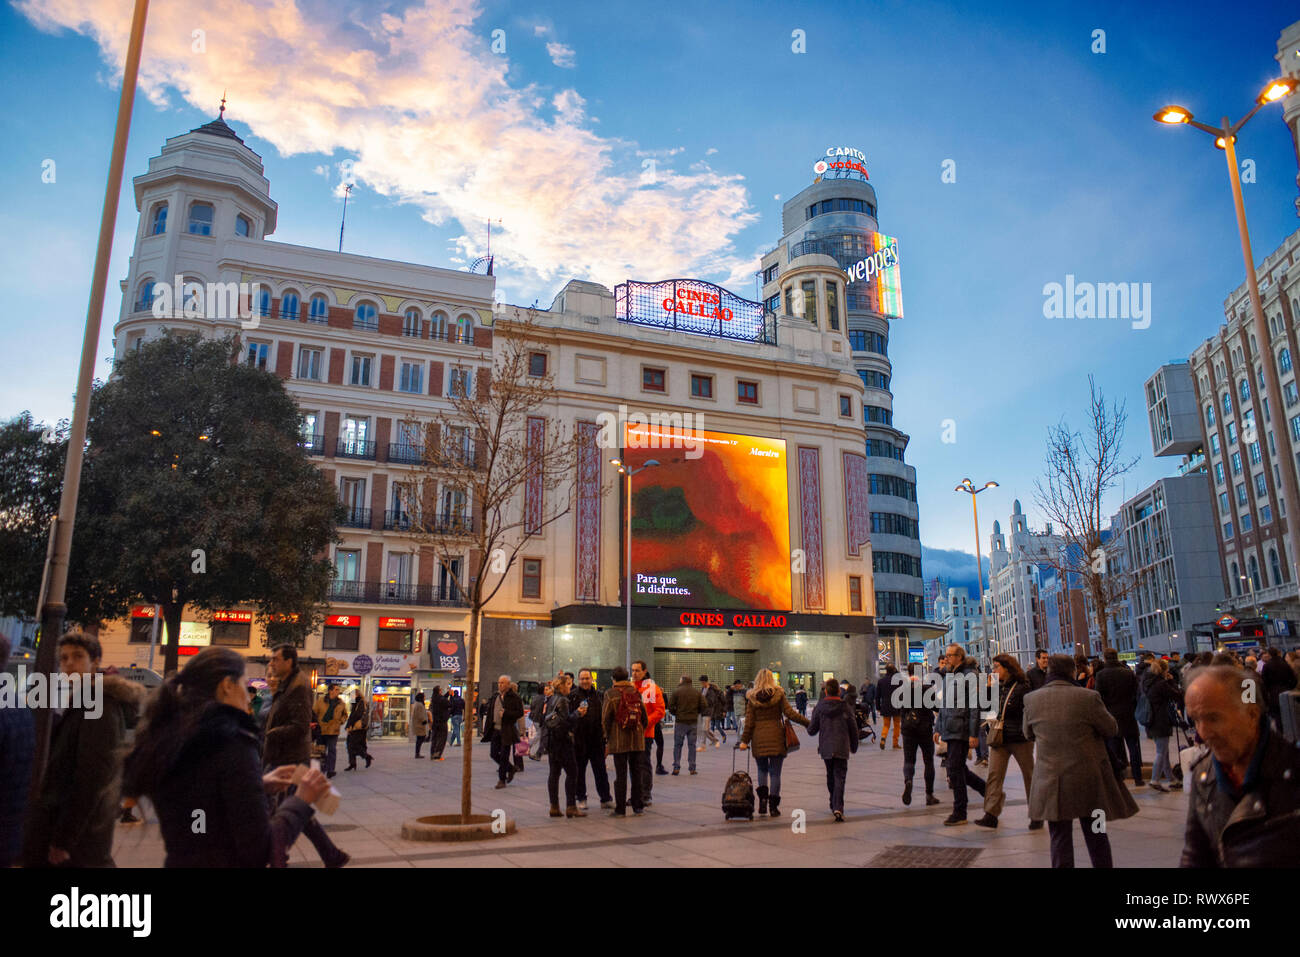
top-left (631, 660), bottom-right (666, 805)
top-left (602, 665), bottom-right (648, 816)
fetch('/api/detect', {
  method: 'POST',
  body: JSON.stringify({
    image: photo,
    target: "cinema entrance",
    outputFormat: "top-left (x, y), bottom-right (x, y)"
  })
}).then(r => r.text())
top-left (652, 648), bottom-right (759, 688)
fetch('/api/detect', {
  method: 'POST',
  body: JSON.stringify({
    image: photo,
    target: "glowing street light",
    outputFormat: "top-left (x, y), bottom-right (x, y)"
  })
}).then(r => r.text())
top-left (610, 457), bottom-right (659, 668)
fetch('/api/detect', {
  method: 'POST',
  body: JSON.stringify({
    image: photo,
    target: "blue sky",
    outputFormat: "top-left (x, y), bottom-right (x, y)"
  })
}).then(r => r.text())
top-left (3, 0), bottom-right (1299, 568)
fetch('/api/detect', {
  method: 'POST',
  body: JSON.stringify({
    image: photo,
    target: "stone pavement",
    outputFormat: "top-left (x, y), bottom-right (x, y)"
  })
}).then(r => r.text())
top-left (111, 721), bottom-right (1190, 868)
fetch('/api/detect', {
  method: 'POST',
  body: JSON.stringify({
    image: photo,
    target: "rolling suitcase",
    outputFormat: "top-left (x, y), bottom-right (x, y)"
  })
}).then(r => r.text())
top-left (722, 745), bottom-right (755, 821)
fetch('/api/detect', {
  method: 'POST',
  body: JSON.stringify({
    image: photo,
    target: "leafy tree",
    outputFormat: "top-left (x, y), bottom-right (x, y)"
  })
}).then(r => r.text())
top-left (66, 331), bottom-right (339, 673)
top-left (0, 413), bottom-right (67, 618)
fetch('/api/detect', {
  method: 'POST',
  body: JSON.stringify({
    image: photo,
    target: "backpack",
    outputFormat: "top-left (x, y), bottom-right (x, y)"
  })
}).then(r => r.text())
top-left (544, 699), bottom-right (567, 732)
top-left (1135, 692), bottom-right (1151, 726)
top-left (615, 685), bottom-right (643, 731)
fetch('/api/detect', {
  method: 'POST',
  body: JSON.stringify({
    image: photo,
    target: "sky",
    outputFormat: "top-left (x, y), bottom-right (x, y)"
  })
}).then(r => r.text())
top-left (3, 0), bottom-right (1300, 580)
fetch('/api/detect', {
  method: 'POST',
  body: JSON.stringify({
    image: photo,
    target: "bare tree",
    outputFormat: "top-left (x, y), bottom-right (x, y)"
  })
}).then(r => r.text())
top-left (1033, 376), bottom-right (1139, 654)
top-left (398, 306), bottom-right (592, 822)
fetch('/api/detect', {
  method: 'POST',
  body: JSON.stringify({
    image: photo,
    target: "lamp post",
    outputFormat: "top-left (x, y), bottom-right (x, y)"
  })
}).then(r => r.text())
top-left (1240, 574), bottom-right (1262, 619)
top-left (955, 478), bottom-right (998, 666)
top-left (1154, 76), bottom-right (1300, 612)
top-left (610, 458), bottom-right (659, 669)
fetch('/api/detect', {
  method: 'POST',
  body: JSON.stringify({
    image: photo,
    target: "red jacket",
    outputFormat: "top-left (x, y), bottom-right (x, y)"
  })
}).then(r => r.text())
top-left (635, 678), bottom-right (665, 738)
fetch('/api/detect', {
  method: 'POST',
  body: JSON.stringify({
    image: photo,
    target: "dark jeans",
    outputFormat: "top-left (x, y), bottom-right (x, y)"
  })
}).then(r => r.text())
top-left (672, 722), bottom-right (698, 771)
top-left (547, 746), bottom-right (578, 808)
top-left (575, 741), bottom-right (611, 803)
top-left (654, 722), bottom-right (665, 768)
top-left (1048, 818), bottom-right (1114, 868)
top-left (1107, 733), bottom-right (1144, 785)
top-left (430, 721), bottom-right (448, 758)
top-left (415, 732), bottom-right (426, 757)
top-left (612, 750), bottom-right (645, 813)
top-left (756, 754), bottom-right (785, 798)
top-left (642, 738), bottom-right (656, 798)
top-left (449, 715), bottom-right (462, 746)
top-left (490, 732), bottom-right (513, 782)
top-left (943, 740), bottom-right (985, 816)
top-left (901, 729), bottom-right (935, 793)
top-left (823, 757), bottom-right (848, 813)
top-left (320, 735), bottom-right (338, 775)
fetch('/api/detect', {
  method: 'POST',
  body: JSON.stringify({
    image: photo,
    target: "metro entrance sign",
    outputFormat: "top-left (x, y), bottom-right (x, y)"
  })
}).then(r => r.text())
top-left (1217, 615), bottom-right (1239, 630)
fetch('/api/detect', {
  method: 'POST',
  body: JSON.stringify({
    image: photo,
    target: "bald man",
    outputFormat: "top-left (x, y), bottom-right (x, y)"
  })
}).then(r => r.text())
top-left (1179, 666), bottom-right (1300, 867)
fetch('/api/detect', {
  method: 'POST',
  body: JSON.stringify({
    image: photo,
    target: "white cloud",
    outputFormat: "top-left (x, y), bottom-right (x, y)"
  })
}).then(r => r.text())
top-left (313, 164), bottom-right (329, 176)
top-left (546, 41), bottom-right (575, 68)
top-left (705, 147), bottom-right (717, 155)
top-left (17, 0), bottom-right (757, 299)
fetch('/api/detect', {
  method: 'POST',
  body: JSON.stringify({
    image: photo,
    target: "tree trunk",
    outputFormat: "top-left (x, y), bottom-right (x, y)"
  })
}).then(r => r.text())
top-left (459, 603), bottom-right (482, 823)
top-left (161, 600), bottom-right (183, 676)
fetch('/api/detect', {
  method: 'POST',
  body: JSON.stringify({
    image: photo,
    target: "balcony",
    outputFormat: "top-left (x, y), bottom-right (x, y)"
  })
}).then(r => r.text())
top-left (430, 326), bottom-right (476, 345)
top-left (383, 510), bottom-right (478, 535)
top-left (299, 433), bottom-right (325, 456)
top-left (353, 318), bottom-right (379, 333)
top-left (336, 439), bottom-right (376, 460)
top-left (339, 507), bottom-right (372, 529)
top-left (328, 580), bottom-right (469, 607)
top-left (387, 442), bottom-right (424, 465)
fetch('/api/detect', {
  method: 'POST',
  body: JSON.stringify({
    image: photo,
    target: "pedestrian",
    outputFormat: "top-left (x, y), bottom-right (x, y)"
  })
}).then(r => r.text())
top-left (569, 669), bottom-right (612, 810)
top-left (541, 673), bottom-right (586, 817)
top-left (631, 660), bottom-right (666, 805)
top-left (696, 675), bottom-right (714, 749)
top-left (652, 675), bottom-right (668, 775)
top-left (1286, 649), bottom-right (1300, 685)
top-left (898, 664), bottom-right (940, 808)
top-left (21, 629), bottom-right (144, 868)
top-left (1095, 647), bottom-right (1143, 788)
top-left (411, 691), bottom-right (430, 758)
top-left (934, 644), bottom-right (987, 826)
top-left (1027, 648), bottom-right (1049, 691)
top-left (730, 680), bottom-right (748, 737)
top-left (668, 675), bottom-right (703, 774)
top-left (1023, 654), bottom-right (1138, 867)
top-left (976, 654), bottom-right (1036, 829)
top-left (262, 643), bottom-right (349, 868)
top-left (448, 689), bottom-right (464, 747)
top-left (876, 664), bottom-right (902, 749)
top-left (512, 682), bottom-right (528, 774)
top-left (529, 682), bottom-right (552, 760)
top-left (344, 695), bottom-right (372, 770)
top-left (807, 678), bottom-right (859, 821)
top-left (602, 665), bottom-right (648, 816)
top-left (1142, 658), bottom-right (1184, 792)
top-left (121, 647), bottom-right (332, 867)
top-left (1181, 665), bottom-right (1300, 866)
top-left (861, 676), bottom-right (877, 722)
top-left (0, 634), bottom-right (35, 869)
top-left (483, 675), bottom-right (525, 789)
top-left (1259, 647), bottom-right (1298, 729)
top-left (795, 686), bottom-right (808, 717)
top-left (312, 684), bottom-right (347, 777)
top-left (1073, 655), bottom-right (1090, 687)
top-left (975, 671), bottom-right (994, 766)
top-left (429, 685), bottom-right (450, 760)
top-left (701, 676), bottom-right (727, 746)
top-left (738, 668), bottom-right (810, 816)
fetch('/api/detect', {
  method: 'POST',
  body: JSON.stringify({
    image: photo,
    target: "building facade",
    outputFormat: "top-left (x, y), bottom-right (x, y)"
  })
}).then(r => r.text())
top-left (987, 500), bottom-right (1063, 663)
top-left (932, 586), bottom-right (985, 663)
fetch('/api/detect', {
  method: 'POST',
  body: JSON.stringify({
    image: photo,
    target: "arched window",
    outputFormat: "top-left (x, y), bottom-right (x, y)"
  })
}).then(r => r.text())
top-left (430, 311), bottom-right (449, 341)
top-left (1280, 347), bottom-right (1293, 374)
top-left (1232, 562), bottom-right (1241, 596)
top-left (456, 315), bottom-right (474, 343)
top-left (309, 295), bottom-right (329, 323)
top-left (354, 302), bottom-right (378, 331)
top-left (1240, 378), bottom-right (1250, 402)
top-left (235, 215), bottom-right (251, 237)
top-left (1249, 555), bottom-right (1262, 591)
top-left (187, 202), bottom-right (214, 235)
top-left (403, 308), bottom-right (421, 337)
top-left (1270, 548), bottom-right (1282, 587)
top-left (135, 279), bottom-right (155, 312)
top-left (1205, 404), bottom-right (1215, 428)
top-left (150, 203), bottom-right (167, 235)
top-left (280, 291), bottom-right (300, 320)
top-left (259, 287), bottom-right (271, 317)
top-left (1222, 392), bottom-right (1232, 417)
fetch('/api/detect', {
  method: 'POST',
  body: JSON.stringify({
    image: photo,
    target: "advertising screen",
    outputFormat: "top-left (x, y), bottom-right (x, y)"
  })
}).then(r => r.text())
top-left (866, 233), bottom-right (903, 320)
top-left (623, 424), bottom-right (791, 610)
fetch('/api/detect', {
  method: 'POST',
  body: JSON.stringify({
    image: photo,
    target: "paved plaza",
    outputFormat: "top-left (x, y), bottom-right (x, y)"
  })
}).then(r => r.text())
top-left (110, 720), bottom-right (1192, 868)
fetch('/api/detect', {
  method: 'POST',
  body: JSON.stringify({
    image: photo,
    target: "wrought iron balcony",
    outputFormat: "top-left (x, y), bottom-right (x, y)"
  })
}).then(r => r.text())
top-left (328, 580), bottom-right (469, 607)
top-left (383, 510), bottom-right (477, 535)
top-left (299, 433), bottom-right (325, 455)
top-left (387, 442), bottom-right (424, 465)
top-left (339, 507), bottom-right (373, 529)
top-left (336, 439), bottom-right (376, 460)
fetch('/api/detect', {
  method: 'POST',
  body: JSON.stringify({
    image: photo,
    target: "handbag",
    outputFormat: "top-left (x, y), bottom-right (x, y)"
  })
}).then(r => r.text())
top-left (986, 681), bottom-right (1016, 748)
top-left (783, 716), bottom-right (800, 752)
top-left (514, 739), bottom-right (531, 757)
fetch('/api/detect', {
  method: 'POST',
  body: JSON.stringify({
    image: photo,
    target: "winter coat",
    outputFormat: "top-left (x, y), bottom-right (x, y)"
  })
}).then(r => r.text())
top-left (1180, 718), bottom-right (1300, 867)
top-left (636, 678), bottom-right (665, 739)
top-left (1027, 666), bottom-right (1048, 692)
top-left (313, 695), bottom-right (348, 736)
top-left (449, 694), bottom-right (465, 717)
top-left (345, 701), bottom-right (368, 757)
top-left (602, 680), bottom-right (648, 754)
top-left (0, 703), bottom-right (34, 868)
top-left (729, 686), bottom-right (747, 717)
top-left (429, 693), bottom-right (451, 724)
top-left (1094, 662), bottom-right (1140, 738)
top-left (147, 705), bottom-right (315, 867)
top-left (991, 679), bottom-right (1029, 746)
top-left (1260, 657), bottom-right (1298, 720)
top-left (795, 690), bottom-right (808, 712)
top-left (529, 693), bottom-right (547, 726)
top-left (861, 681), bottom-right (877, 707)
top-left (1022, 677), bottom-right (1139, 823)
top-left (936, 663), bottom-right (983, 742)
top-left (807, 695), bottom-right (860, 760)
top-left (876, 674), bottom-right (898, 716)
top-left (1142, 672), bottom-right (1183, 740)
top-left (264, 667), bottom-right (313, 767)
top-left (668, 683), bottom-right (703, 724)
top-left (568, 683), bottom-right (606, 751)
top-left (898, 676), bottom-right (936, 736)
top-left (740, 687), bottom-right (809, 757)
top-left (21, 672), bottom-right (143, 868)
top-left (482, 690), bottom-right (524, 746)
top-left (410, 700), bottom-right (430, 737)
top-left (542, 693), bottom-right (579, 755)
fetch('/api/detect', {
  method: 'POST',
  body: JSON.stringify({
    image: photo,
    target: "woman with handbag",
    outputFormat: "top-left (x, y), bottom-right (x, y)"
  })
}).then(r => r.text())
top-left (344, 696), bottom-right (373, 771)
top-left (1142, 659), bottom-right (1184, 792)
top-left (738, 668), bottom-right (809, 817)
top-left (976, 654), bottom-right (1038, 829)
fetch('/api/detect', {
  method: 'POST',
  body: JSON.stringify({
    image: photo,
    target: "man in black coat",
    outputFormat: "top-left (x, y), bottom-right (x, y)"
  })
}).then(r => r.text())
top-left (428, 687), bottom-right (451, 759)
top-left (569, 668), bottom-right (612, 809)
top-left (1094, 648), bottom-right (1144, 787)
top-left (483, 674), bottom-right (525, 788)
top-left (1026, 648), bottom-right (1049, 691)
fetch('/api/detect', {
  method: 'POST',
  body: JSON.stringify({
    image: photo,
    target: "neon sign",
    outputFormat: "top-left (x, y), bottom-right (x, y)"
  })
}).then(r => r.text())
top-left (615, 279), bottom-right (772, 344)
top-left (679, 611), bottom-right (789, 629)
top-left (813, 147), bottom-right (868, 181)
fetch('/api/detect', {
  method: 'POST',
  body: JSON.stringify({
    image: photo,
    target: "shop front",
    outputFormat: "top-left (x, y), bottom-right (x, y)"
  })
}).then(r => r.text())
top-left (321, 642), bottom-right (421, 738)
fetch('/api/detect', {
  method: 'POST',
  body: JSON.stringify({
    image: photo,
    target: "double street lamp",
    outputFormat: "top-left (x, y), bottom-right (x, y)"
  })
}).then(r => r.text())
top-left (955, 478), bottom-right (998, 666)
top-left (610, 457), bottom-right (659, 669)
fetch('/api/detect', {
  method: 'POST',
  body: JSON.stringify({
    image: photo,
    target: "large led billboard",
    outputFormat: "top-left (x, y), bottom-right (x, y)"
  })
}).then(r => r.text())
top-left (623, 423), bottom-right (791, 610)
top-left (614, 279), bottom-right (773, 345)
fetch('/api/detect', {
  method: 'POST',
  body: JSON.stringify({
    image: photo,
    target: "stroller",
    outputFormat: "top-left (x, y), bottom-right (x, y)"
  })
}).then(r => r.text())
top-left (854, 702), bottom-right (877, 744)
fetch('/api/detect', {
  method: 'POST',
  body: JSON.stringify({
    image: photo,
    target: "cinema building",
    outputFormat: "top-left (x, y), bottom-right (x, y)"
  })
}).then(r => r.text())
top-left (94, 111), bottom-right (878, 708)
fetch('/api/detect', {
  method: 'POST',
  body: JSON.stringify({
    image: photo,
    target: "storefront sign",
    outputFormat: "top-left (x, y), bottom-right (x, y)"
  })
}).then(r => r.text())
top-left (131, 606), bottom-right (156, 618)
top-left (662, 287), bottom-right (733, 322)
top-left (678, 611), bottom-right (788, 629)
top-left (352, 654), bottom-right (373, 675)
top-left (326, 614), bottom-right (359, 627)
top-left (212, 610), bottom-right (253, 623)
top-left (179, 621), bottom-right (211, 647)
top-left (430, 632), bottom-right (466, 676)
top-left (378, 617), bottom-right (413, 629)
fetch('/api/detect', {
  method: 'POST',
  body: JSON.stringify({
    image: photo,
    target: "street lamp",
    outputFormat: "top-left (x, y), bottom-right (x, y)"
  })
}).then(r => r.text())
top-left (955, 478), bottom-right (998, 666)
top-left (610, 457), bottom-right (659, 669)
top-left (1240, 574), bottom-right (1261, 619)
top-left (1154, 74), bottom-right (1300, 602)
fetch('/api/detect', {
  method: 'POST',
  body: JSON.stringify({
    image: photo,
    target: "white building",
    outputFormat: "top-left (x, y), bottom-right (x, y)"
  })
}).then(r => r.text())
top-left (987, 499), bottom-right (1061, 664)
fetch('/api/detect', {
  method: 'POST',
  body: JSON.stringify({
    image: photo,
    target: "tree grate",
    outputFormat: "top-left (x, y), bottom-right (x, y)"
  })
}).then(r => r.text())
top-left (866, 845), bottom-right (983, 868)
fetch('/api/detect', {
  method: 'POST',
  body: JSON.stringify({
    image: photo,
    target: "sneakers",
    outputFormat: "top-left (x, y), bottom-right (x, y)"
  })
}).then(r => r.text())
top-left (925, 793), bottom-right (941, 807)
top-left (943, 814), bottom-right (967, 827)
top-left (689, 769), bottom-right (697, 775)
top-left (902, 780), bottom-right (913, 806)
top-left (975, 813), bottom-right (998, 828)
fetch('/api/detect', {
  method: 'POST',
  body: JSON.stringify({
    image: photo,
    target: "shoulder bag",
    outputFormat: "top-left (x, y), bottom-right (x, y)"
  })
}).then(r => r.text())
top-left (986, 681), bottom-right (1016, 748)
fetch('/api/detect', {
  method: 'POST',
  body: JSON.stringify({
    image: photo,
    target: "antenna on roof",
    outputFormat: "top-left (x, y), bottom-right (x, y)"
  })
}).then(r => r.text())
top-left (338, 183), bottom-right (353, 253)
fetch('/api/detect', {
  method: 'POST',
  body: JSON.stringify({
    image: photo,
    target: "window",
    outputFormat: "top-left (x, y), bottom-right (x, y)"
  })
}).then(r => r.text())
top-left (765, 294), bottom-right (780, 314)
top-left (1249, 441), bottom-right (1261, 464)
top-left (334, 548), bottom-right (361, 582)
top-left (849, 330), bottom-right (867, 351)
top-left (235, 215), bottom-right (251, 237)
top-left (350, 354), bottom-right (373, 386)
top-left (299, 411), bottom-right (319, 443)
top-left (800, 280), bottom-right (818, 324)
top-left (1270, 548), bottom-right (1282, 586)
top-left (762, 263), bottom-right (780, 284)
top-left (245, 341), bottom-right (269, 370)
top-left (403, 309), bottom-right (421, 337)
top-left (258, 287), bottom-right (271, 317)
top-left (323, 621), bottom-right (360, 651)
top-left (1231, 451), bottom-right (1242, 475)
top-left (1291, 414), bottom-right (1300, 442)
top-left (1236, 483), bottom-right (1248, 506)
top-left (1232, 562), bottom-right (1241, 594)
top-left (354, 302), bottom-right (378, 331)
top-left (870, 512), bottom-right (919, 538)
top-left (456, 315), bottom-right (474, 343)
top-left (150, 203), bottom-right (167, 235)
top-left (1215, 462), bottom-right (1225, 485)
top-left (643, 367), bottom-right (665, 392)
top-left (280, 292), bottom-right (300, 320)
top-left (839, 394), bottom-right (852, 417)
top-left (1227, 421), bottom-right (1237, 444)
top-left (430, 312), bottom-right (449, 341)
top-left (1262, 503), bottom-right (1273, 524)
top-left (1240, 378), bottom-right (1251, 402)
top-left (1223, 520), bottom-right (1234, 540)
top-left (1210, 433), bottom-right (1220, 456)
top-left (341, 418), bottom-right (369, 453)
top-left (449, 367), bottom-right (471, 397)
top-left (309, 295), bottom-right (329, 322)
top-left (1285, 381), bottom-right (1299, 408)
top-left (522, 559), bottom-right (542, 599)
top-left (869, 474), bottom-right (917, 500)
top-left (1249, 555), bottom-right (1262, 590)
top-left (187, 202), bottom-right (214, 235)
top-left (690, 374), bottom-right (713, 399)
top-left (864, 405), bottom-right (893, 425)
top-left (737, 380), bottom-right (758, 404)
top-left (297, 347), bottom-right (323, 380)
top-left (1281, 348), bottom-right (1293, 374)
top-left (135, 279), bottom-right (155, 312)
top-left (1206, 404), bottom-right (1215, 427)
top-left (1255, 472), bottom-right (1267, 497)
top-left (1219, 491), bottom-right (1230, 513)
top-left (826, 282), bottom-right (840, 331)
top-left (858, 369), bottom-right (890, 391)
top-left (848, 576), bottom-right (862, 612)
top-left (1223, 393), bottom-right (1232, 417)
top-left (399, 360), bottom-right (423, 394)
top-left (528, 352), bottom-right (548, 377)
